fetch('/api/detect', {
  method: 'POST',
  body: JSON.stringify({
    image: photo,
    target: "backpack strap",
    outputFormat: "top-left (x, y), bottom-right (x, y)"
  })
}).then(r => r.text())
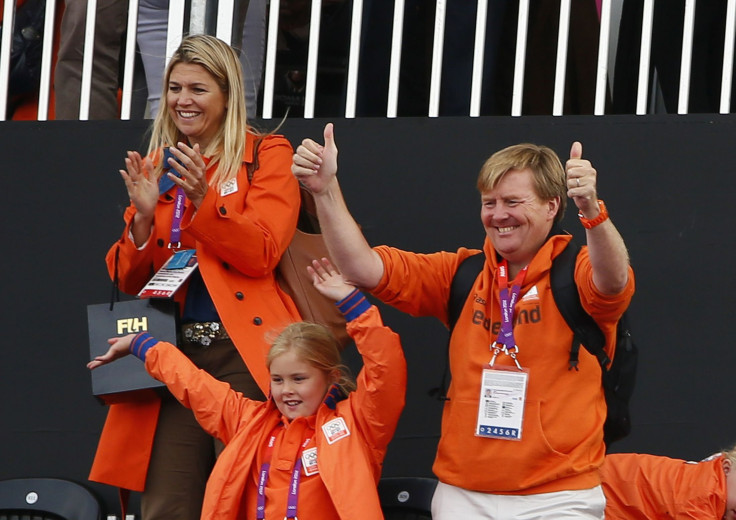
top-left (448, 252), bottom-right (485, 332)
top-left (549, 240), bottom-right (610, 370)
top-left (431, 251), bottom-right (485, 400)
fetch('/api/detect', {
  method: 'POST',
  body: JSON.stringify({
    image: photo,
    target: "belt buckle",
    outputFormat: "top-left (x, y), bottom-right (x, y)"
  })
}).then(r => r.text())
top-left (184, 322), bottom-right (221, 347)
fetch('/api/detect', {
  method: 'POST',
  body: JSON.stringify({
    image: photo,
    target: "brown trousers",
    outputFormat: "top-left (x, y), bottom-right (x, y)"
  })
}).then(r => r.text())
top-left (54, 0), bottom-right (128, 119)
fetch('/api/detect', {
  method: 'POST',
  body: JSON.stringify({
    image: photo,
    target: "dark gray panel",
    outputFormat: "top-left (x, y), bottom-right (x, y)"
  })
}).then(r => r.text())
top-left (2, 115), bottom-right (734, 514)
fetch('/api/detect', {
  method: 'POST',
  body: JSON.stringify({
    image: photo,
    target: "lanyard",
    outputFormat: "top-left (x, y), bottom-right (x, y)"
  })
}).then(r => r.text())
top-left (490, 260), bottom-right (528, 369)
top-left (168, 187), bottom-right (185, 249)
top-left (256, 425), bottom-right (312, 520)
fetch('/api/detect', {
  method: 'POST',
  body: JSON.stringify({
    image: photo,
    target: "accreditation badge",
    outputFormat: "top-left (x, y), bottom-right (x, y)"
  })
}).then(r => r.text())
top-left (475, 365), bottom-right (529, 441)
top-left (138, 250), bottom-right (198, 299)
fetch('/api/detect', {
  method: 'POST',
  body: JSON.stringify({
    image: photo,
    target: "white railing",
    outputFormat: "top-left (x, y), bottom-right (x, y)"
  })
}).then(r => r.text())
top-left (0, 0), bottom-right (734, 121)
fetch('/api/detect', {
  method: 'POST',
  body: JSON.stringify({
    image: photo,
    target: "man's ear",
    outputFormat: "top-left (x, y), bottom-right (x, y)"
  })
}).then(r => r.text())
top-left (548, 196), bottom-right (561, 220)
top-left (723, 458), bottom-right (732, 474)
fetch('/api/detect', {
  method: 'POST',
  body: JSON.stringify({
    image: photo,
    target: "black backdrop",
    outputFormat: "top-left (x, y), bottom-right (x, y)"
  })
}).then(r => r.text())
top-left (3, 115), bottom-right (735, 514)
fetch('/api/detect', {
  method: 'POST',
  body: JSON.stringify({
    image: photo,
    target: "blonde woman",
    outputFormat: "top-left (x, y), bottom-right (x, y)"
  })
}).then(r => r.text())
top-left (90, 34), bottom-right (300, 519)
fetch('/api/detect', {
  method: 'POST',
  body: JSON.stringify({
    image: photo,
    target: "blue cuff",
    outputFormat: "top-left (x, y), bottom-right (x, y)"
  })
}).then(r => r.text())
top-left (336, 289), bottom-right (371, 322)
top-left (130, 332), bottom-right (157, 360)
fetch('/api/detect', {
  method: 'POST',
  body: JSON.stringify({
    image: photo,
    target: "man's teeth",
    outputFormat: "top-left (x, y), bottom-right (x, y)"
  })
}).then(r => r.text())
top-left (498, 226), bottom-right (516, 233)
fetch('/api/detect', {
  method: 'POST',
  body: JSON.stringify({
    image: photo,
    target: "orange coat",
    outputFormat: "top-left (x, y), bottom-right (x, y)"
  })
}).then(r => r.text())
top-left (139, 305), bottom-right (406, 519)
top-left (372, 234), bottom-right (635, 494)
top-left (89, 133), bottom-right (301, 491)
top-left (601, 453), bottom-right (727, 519)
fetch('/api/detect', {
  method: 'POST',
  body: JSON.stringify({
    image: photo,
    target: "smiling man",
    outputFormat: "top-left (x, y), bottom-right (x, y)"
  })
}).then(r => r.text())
top-left (291, 124), bottom-right (635, 520)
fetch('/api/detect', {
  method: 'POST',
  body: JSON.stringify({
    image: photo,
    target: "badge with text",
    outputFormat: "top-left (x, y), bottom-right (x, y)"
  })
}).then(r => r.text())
top-left (475, 366), bottom-right (529, 441)
top-left (138, 250), bottom-right (198, 299)
top-left (301, 447), bottom-right (319, 476)
top-left (321, 417), bottom-right (350, 444)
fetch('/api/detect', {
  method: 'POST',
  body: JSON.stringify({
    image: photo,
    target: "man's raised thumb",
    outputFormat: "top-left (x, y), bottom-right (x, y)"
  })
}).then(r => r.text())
top-left (324, 122), bottom-right (336, 149)
top-left (570, 141), bottom-right (582, 160)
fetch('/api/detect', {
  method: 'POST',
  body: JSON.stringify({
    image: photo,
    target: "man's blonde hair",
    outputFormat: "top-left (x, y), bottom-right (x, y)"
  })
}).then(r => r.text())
top-left (476, 143), bottom-right (567, 222)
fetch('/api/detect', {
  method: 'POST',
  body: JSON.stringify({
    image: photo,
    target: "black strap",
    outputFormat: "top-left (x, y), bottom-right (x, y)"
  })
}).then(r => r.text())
top-left (110, 246), bottom-right (121, 310)
top-left (431, 252), bottom-right (485, 400)
top-left (549, 240), bottom-right (610, 370)
top-left (448, 252), bottom-right (485, 332)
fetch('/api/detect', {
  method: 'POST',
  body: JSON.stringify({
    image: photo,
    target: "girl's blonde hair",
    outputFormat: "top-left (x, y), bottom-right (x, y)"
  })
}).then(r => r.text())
top-left (267, 322), bottom-right (356, 395)
top-left (147, 34), bottom-right (254, 188)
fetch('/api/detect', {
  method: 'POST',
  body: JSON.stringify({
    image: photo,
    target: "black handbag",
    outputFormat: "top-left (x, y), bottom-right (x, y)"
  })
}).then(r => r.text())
top-left (87, 249), bottom-right (179, 403)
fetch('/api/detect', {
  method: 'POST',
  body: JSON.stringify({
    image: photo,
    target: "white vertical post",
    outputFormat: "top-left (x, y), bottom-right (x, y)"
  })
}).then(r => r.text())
top-left (428, 0), bottom-right (446, 117)
top-left (387, 0), bottom-right (405, 118)
top-left (720, 0), bottom-right (736, 113)
top-left (470, 0), bottom-right (488, 117)
top-left (552, 0), bottom-right (571, 116)
top-left (594, 0), bottom-right (612, 115)
top-left (0, 0), bottom-right (14, 120)
top-left (37, 0), bottom-right (58, 120)
top-left (79, 0), bottom-right (98, 120)
top-left (344, 0), bottom-right (363, 118)
top-left (215, 0), bottom-right (235, 44)
top-left (636, 0), bottom-right (654, 115)
top-left (166, 0), bottom-right (186, 69)
top-left (303, 0), bottom-right (322, 118)
top-left (677, 0), bottom-right (696, 114)
top-left (120, 0), bottom-right (140, 120)
top-left (262, 0), bottom-right (280, 119)
top-left (511, 0), bottom-right (530, 116)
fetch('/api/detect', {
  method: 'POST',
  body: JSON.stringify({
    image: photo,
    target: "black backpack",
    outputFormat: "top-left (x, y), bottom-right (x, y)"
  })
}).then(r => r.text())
top-left (445, 239), bottom-right (637, 448)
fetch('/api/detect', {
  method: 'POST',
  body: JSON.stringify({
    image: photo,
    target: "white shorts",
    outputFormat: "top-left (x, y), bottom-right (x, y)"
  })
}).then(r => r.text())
top-left (431, 481), bottom-right (606, 520)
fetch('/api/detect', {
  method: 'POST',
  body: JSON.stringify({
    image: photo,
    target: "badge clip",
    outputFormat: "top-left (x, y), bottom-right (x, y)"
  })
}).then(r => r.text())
top-left (489, 341), bottom-right (523, 370)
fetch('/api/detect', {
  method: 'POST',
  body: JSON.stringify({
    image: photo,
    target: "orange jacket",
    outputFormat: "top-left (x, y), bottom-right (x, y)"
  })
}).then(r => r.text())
top-left (372, 234), bottom-right (634, 494)
top-left (139, 305), bottom-right (406, 519)
top-left (601, 453), bottom-right (727, 519)
top-left (89, 133), bottom-right (301, 491)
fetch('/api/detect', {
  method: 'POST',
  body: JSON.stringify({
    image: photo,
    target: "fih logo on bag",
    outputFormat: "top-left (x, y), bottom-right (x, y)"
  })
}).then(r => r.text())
top-left (117, 317), bottom-right (149, 334)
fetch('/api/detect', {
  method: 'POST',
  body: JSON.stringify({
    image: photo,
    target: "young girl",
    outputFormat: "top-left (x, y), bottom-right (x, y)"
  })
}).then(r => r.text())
top-left (601, 446), bottom-right (736, 520)
top-left (88, 259), bottom-right (407, 520)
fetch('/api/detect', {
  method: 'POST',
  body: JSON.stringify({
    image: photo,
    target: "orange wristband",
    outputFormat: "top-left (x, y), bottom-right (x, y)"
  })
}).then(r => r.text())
top-left (578, 200), bottom-right (609, 229)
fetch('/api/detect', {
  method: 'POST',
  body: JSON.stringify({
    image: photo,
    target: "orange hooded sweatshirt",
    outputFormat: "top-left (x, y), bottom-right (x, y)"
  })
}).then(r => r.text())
top-left (372, 233), bottom-right (634, 494)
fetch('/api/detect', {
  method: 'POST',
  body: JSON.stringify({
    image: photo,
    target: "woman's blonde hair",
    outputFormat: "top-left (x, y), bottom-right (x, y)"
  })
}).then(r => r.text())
top-left (147, 34), bottom-right (252, 188)
top-left (476, 143), bottom-right (567, 223)
top-left (267, 322), bottom-right (356, 395)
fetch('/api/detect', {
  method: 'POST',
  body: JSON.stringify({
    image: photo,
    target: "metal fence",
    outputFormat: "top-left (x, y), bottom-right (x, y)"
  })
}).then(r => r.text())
top-left (1, 0), bottom-right (734, 120)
